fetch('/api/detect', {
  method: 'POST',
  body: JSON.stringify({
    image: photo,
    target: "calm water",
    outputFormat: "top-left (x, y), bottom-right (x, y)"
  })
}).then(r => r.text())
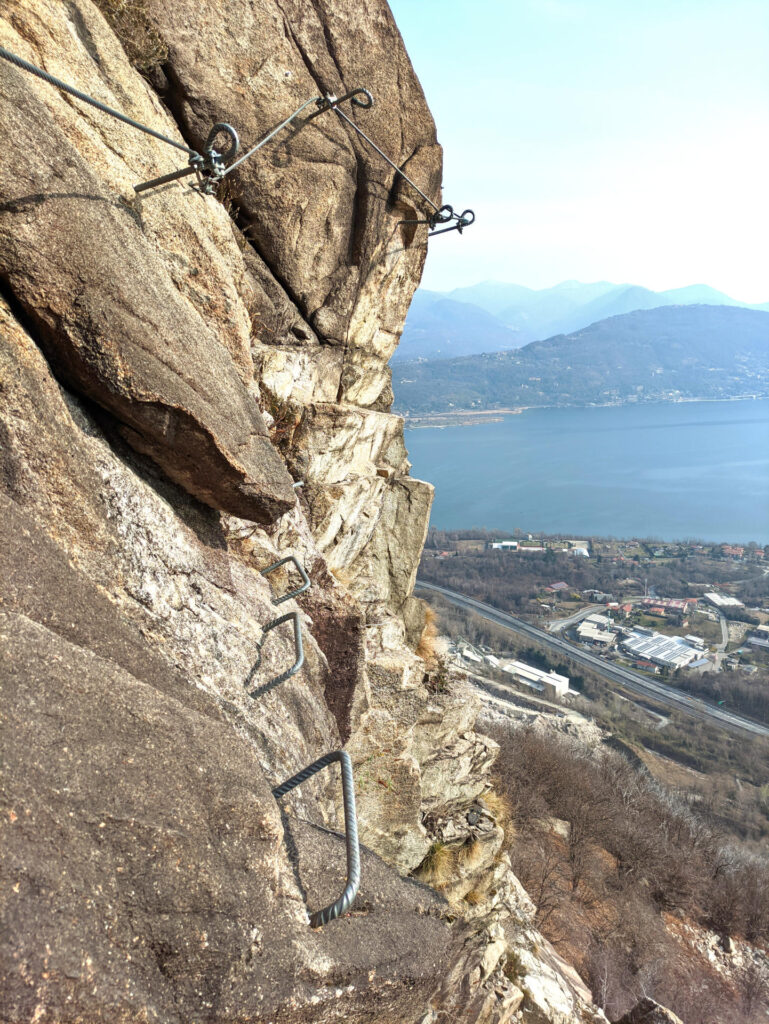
top-left (404, 400), bottom-right (769, 544)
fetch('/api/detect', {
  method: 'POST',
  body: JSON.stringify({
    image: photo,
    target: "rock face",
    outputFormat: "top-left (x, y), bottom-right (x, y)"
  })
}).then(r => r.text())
top-left (614, 1000), bottom-right (685, 1024)
top-left (0, 2), bottom-right (603, 1022)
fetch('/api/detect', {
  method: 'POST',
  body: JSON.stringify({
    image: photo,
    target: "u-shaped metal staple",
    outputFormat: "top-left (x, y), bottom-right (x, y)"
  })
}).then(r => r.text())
top-left (245, 611), bottom-right (304, 697)
top-left (261, 555), bottom-right (311, 605)
top-left (272, 750), bottom-right (360, 927)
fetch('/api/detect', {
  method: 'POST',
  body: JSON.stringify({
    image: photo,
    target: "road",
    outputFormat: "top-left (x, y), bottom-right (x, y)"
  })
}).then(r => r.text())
top-left (415, 580), bottom-right (769, 739)
top-left (547, 604), bottom-right (604, 633)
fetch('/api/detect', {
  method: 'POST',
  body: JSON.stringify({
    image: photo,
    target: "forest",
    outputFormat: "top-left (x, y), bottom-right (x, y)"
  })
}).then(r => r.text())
top-left (487, 724), bottom-right (769, 1023)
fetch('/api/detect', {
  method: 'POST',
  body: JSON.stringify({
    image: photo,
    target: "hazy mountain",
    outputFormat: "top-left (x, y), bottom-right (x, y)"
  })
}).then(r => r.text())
top-left (396, 280), bottom-right (769, 359)
top-left (391, 292), bottom-right (524, 362)
top-left (393, 305), bottom-right (769, 414)
top-left (444, 281), bottom-right (539, 316)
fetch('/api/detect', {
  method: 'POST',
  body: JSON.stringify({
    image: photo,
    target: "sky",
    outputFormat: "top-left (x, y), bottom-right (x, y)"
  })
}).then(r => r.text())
top-left (387, 0), bottom-right (769, 302)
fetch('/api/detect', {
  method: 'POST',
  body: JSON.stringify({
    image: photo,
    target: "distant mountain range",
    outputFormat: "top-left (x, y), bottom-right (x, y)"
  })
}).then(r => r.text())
top-left (393, 280), bottom-right (769, 362)
top-left (392, 305), bottom-right (769, 414)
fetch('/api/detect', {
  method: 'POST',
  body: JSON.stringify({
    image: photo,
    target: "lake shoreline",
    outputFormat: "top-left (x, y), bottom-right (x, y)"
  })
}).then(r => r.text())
top-left (402, 394), bottom-right (768, 430)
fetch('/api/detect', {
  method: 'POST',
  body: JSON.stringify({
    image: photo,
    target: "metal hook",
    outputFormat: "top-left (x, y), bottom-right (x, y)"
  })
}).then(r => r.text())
top-left (135, 121), bottom-right (240, 194)
top-left (400, 203), bottom-right (454, 229)
top-left (307, 88), bottom-right (374, 120)
top-left (205, 122), bottom-right (240, 163)
top-left (429, 207), bottom-right (476, 236)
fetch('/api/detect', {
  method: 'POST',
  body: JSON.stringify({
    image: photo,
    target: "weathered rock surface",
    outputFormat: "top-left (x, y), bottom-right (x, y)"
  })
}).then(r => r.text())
top-left (614, 999), bottom-right (684, 1024)
top-left (139, 0), bottom-right (441, 390)
top-left (0, 1), bottom-right (608, 1022)
top-left (1, 606), bottom-right (462, 1023)
top-left (0, 2), bottom-right (296, 523)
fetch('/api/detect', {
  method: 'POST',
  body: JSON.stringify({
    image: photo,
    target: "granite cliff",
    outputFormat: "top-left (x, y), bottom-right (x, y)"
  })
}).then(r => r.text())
top-left (1, 2), bottom-right (608, 1021)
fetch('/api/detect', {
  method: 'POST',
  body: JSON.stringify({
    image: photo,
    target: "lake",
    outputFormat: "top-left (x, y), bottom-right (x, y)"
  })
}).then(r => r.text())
top-left (404, 399), bottom-right (769, 544)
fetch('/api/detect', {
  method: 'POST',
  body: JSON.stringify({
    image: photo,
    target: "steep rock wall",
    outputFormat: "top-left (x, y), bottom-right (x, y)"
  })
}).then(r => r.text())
top-left (0, 3), bottom-right (603, 1022)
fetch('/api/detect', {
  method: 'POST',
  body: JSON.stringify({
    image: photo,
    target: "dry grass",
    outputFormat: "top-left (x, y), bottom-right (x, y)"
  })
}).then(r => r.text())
top-left (93, 0), bottom-right (168, 72)
top-left (416, 604), bottom-right (439, 665)
top-left (481, 788), bottom-right (515, 846)
top-left (463, 888), bottom-right (484, 906)
top-left (259, 387), bottom-right (301, 453)
top-left (458, 837), bottom-right (486, 871)
top-left (414, 841), bottom-right (456, 889)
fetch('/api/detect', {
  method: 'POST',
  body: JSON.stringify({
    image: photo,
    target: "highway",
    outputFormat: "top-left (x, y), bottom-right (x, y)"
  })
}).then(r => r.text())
top-left (415, 580), bottom-right (769, 739)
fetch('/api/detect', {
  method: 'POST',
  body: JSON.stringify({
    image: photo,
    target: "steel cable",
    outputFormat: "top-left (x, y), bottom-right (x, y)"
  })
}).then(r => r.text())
top-left (272, 750), bottom-right (360, 927)
top-left (329, 101), bottom-right (474, 235)
top-left (0, 44), bottom-right (197, 156)
top-left (1, 45), bottom-right (473, 231)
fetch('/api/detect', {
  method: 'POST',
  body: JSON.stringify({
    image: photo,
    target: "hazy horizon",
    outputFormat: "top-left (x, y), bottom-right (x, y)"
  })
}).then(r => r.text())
top-left (388, 0), bottom-right (769, 305)
top-left (422, 276), bottom-right (769, 304)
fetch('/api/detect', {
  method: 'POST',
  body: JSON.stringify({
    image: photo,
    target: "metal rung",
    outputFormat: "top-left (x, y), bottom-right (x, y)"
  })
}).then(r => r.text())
top-left (272, 750), bottom-right (360, 927)
top-left (261, 555), bottom-right (311, 605)
top-left (245, 611), bottom-right (304, 697)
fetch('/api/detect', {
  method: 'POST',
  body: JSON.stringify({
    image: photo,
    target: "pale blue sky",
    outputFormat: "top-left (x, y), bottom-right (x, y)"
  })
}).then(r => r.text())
top-left (387, 0), bottom-right (769, 301)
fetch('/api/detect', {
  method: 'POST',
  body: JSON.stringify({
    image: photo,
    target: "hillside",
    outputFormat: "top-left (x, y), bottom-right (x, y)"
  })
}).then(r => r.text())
top-left (393, 305), bottom-right (769, 413)
top-left (395, 279), bottom-right (769, 357)
top-left (391, 289), bottom-right (525, 362)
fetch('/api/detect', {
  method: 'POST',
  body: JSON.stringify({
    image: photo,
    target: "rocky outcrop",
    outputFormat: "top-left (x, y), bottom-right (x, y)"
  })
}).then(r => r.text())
top-left (1, 600), bottom-right (462, 1024)
top-left (0, 1), bottom-right (607, 1022)
top-left (614, 1000), bottom-right (684, 1024)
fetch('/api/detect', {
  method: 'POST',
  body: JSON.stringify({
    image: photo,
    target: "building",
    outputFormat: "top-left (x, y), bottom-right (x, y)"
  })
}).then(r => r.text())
top-left (620, 631), bottom-right (699, 670)
top-left (684, 635), bottom-right (706, 650)
top-left (489, 541), bottom-right (518, 551)
top-left (704, 592), bottom-right (744, 610)
top-left (722, 545), bottom-right (745, 559)
top-left (688, 657), bottom-right (712, 671)
top-left (577, 621), bottom-right (616, 646)
top-left (585, 613), bottom-right (616, 629)
top-left (455, 539), bottom-right (486, 553)
top-left (501, 660), bottom-right (570, 698)
top-left (546, 582), bottom-right (569, 594)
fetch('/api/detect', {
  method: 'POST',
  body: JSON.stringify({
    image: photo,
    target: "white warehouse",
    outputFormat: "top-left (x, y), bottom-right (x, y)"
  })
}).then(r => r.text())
top-left (501, 660), bottom-right (570, 698)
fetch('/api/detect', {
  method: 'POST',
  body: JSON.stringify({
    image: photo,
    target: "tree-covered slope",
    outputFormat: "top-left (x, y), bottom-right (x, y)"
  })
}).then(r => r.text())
top-left (393, 305), bottom-right (769, 413)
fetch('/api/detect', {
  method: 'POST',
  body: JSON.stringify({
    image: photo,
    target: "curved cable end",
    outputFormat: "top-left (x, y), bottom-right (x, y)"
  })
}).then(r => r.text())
top-left (428, 207), bottom-right (476, 237)
top-left (457, 208), bottom-right (476, 232)
top-left (349, 87), bottom-right (374, 109)
top-left (313, 88), bottom-right (374, 119)
top-left (429, 204), bottom-right (455, 229)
